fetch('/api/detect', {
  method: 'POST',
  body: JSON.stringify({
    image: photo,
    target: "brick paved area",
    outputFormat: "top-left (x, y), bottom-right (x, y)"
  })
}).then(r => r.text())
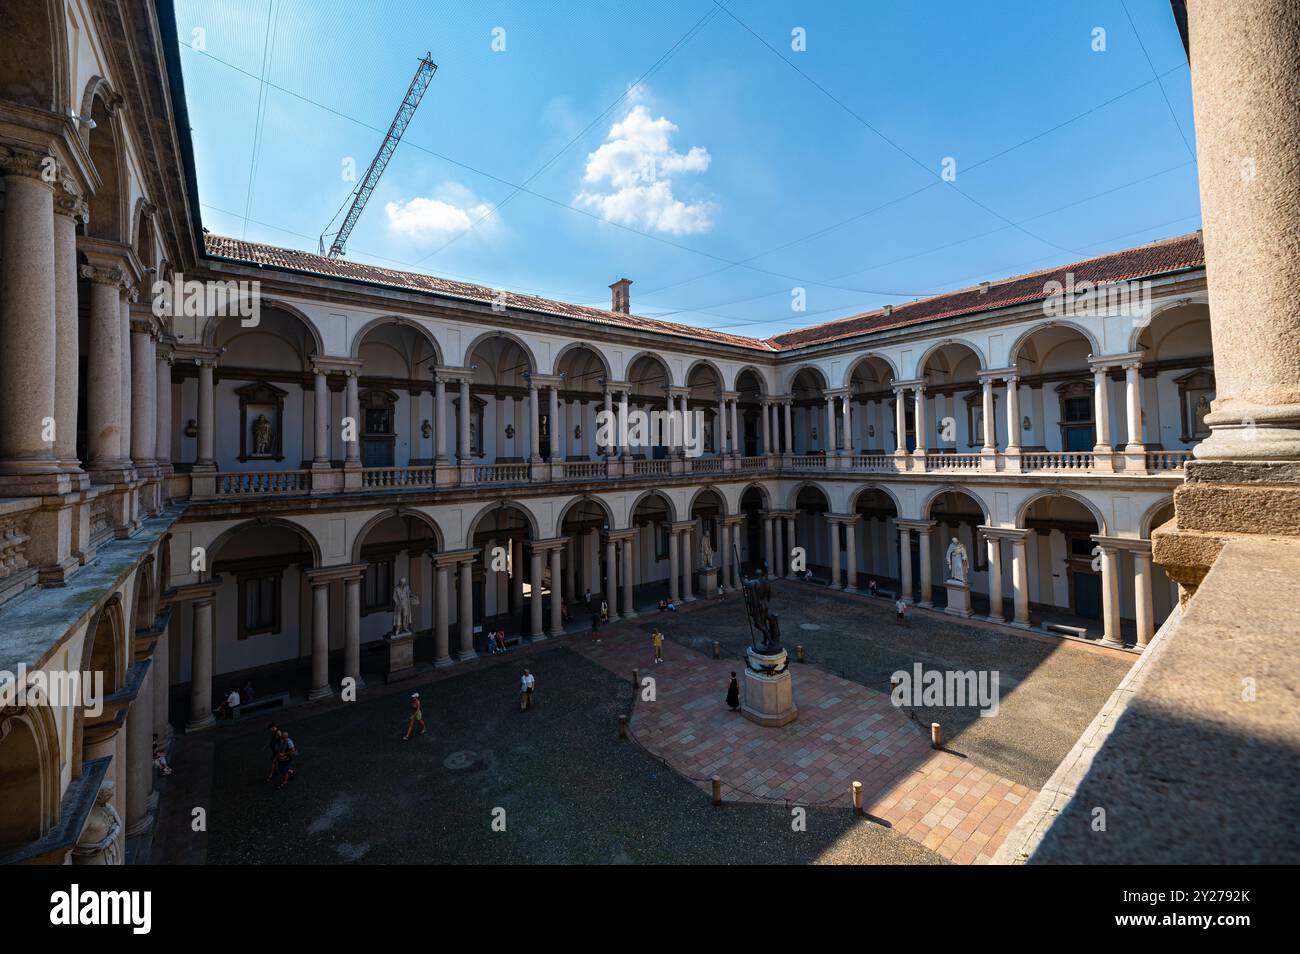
top-left (576, 610), bottom-right (1036, 864)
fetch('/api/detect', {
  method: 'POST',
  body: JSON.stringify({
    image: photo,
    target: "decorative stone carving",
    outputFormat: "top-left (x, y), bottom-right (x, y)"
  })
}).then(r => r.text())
top-left (0, 517), bottom-right (31, 578)
top-left (252, 414), bottom-right (273, 455)
top-left (72, 782), bottom-right (122, 866)
top-left (391, 577), bottom-right (419, 635)
top-left (944, 537), bottom-right (970, 584)
top-left (698, 534), bottom-right (715, 570)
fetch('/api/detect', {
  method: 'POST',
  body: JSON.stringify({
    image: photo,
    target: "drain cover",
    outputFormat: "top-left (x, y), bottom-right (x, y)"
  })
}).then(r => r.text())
top-left (443, 750), bottom-right (477, 770)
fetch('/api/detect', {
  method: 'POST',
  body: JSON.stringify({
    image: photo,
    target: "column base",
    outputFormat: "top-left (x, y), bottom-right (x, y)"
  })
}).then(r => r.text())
top-left (1010, 619), bottom-right (1032, 630)
top-left (185, 714), bottom-right (215, 733)
top-left (1099, 637), bottom-right (1127, 649)
top-left (458, 648), bottom-right (480, 661)
top-left (307, 685), bottom-right (334, 702)
top-left (433, 654), bottom-right (455, 669)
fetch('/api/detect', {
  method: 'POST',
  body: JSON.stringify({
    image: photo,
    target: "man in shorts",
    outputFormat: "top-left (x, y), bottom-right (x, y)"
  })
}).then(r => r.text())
top-left (402, 692), bottom-right (426, 741)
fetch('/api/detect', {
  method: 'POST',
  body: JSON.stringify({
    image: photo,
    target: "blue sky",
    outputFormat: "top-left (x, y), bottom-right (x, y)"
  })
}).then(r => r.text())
top-left (174, 0), bottom-right (1200, 338)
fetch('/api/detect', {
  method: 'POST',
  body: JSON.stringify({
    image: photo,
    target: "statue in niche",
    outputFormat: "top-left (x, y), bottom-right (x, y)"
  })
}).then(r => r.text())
top-left (252, 413), bottom-right (273, 456)
top-left (421, 419), bottom-right (432, 439)
top-left (699, 534), bottom-right (716, 569)
top-left (72, 782), bottom-right (122, 866)
top-left (944, 537), bottom-right (970, 585)
top-left (392, 577), bottom-right (420, 635)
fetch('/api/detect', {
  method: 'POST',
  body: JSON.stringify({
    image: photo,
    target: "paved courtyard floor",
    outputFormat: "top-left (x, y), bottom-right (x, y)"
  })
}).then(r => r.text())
top-left (152, 582), bottom-right (1130, 865)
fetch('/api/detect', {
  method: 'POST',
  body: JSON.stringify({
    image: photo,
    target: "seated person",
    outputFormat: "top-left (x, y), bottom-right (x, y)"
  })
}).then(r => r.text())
top-left (152, 734), bottom-right (174, 776)
top-left (214, 687), bottom-right (241, 719)
top-left (560, 601), bottom-right (571, 622)
top-left (495, 630), bottom-right (508, 652)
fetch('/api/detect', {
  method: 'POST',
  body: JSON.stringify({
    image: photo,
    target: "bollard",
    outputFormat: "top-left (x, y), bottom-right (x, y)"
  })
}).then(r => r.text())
top-left (931, 722), bottom-right (942, 750)
top-left (712, 776), bottom-right (722, 806)
top-left (796, 645), bottom-right (805, 663)
top-left (632, 668), bottom-right (639, 689)
top-left (713, 640), bottom-right (720, 659)
top-left (852, 780), bottom-right (864, 816)
top-left (618, 715), bottom-right (627, 739)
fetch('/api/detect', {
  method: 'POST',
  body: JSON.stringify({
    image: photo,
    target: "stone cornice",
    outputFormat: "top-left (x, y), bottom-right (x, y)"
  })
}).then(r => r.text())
top-left (304, 563), bottom-right (368, 584)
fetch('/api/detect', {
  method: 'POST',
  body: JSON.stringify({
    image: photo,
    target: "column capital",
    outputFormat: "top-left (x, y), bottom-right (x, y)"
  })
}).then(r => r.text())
top-left (1090, 534), bottom-right (1152, 555)
top-left (668, 520), bottom-right (696, 533)
top-left (173, 344), bottom-right (221, 369)
top-left (526, 373), bottom-right (562, 389)
top-left (528, 536), bottom-right (568, 552)
top-left (721, 390), bottom-right (740, 401)
top-left (432, 547), bottom-right (479, 568)
top-left (1087, 352), bottom-right (1142, 372)
top-left (170, 579), bottom-right (222, 603)
top-left (79, 263), bottom-right (125, 288)
top-left (0, 146), bottom-right (55, 182)
top-left (432, 364), bottom-right (474, 384)
top-left (723, 514), bottom-right (748, 527)
top-left (54, 180), bottom-right (90, 223)
top-left (895, 518), bottom-right (937, 531)
top-left (304, 562), bottom-right (368, 585)
top-left (311, 355), bottom-right (363, 376)
top-left (977, 525), bottom-right (1031, 542)
top-left (825, 512), bottom-right (861, 525)
top-left (977, 367), bottom-right (1017, 383)
top-left (607, 528), bottom-right (637, 543)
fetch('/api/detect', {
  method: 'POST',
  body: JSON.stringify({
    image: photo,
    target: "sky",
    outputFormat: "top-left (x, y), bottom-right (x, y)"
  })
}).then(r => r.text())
top-left (173, 0), bottom-right (1201, 340)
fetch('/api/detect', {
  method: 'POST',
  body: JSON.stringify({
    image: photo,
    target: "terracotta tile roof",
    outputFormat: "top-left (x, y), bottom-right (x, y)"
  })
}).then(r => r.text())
top-left (765, 232), bottom-right (1205, 350)
top-left (203, 231), bottom-right (1204, 355)
top-left (203, 234), bottom-right (774, 351)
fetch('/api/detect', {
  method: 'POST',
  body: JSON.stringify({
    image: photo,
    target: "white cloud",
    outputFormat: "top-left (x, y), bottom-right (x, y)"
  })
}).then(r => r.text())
top-left (576, 104), bottom-right (715, 235)
top-left (385, 183), bottom-right (493, 239)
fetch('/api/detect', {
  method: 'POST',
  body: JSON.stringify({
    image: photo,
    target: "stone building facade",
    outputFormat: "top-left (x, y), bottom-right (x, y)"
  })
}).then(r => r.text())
top-left (0, 0), bottom-right (1217, 863)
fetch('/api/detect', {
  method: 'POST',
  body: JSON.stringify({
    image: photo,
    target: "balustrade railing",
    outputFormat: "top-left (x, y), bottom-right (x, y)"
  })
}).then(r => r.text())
top-left (926, 453), bottom-right (982, 471)
top-left (690, 457), bottom-right (723, 473)
top-left (216, 470), bottom-right (311, 496)
top-left (633, 458), bottom-right (670, 476)
top-left (788, 455), bottom-right (828, 469)
top-left (361, 466), bottom-right (436, 489)
top-left (1146, 450), bottom-right (1191, 471)
top-left (475, 463), bottom-right (530, 483)
top-left (560, 460), bottom-right (606, 480)
top-left (1021, 451), bottom-right (1095, 472)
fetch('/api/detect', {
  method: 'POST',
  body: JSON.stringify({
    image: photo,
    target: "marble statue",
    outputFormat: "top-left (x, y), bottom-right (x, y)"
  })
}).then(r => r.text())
top-left (944, 537), bottom-right (970, 585)
top-left (699, 534), bottom-right (716, 569)
top-left (252, 413), bottom-right (273, 455)
top-left (72, 782), bottom-right (122, 865)
top-left (392, 577), bottom-right (419, 634)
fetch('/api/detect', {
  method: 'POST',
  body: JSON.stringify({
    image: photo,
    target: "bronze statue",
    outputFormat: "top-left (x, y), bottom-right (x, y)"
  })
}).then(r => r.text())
top-left (738, 546), bottom-right (783, 654)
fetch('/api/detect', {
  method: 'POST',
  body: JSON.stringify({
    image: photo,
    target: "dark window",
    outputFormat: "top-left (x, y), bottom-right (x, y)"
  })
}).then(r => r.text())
top-left (363, 559), bottom-right (394, 612)
top-left (238, 573), bottom-right (280, 638)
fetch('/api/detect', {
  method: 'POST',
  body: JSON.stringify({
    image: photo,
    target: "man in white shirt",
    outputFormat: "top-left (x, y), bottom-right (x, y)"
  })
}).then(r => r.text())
top-left (896, 597), bottom-right (907, 623)
top-left (520, 669), bottom-right (536, 711)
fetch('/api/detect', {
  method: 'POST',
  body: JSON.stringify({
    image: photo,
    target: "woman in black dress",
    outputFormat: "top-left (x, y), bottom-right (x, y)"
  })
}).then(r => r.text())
top-left (726, 672), bottom-right (741, 712)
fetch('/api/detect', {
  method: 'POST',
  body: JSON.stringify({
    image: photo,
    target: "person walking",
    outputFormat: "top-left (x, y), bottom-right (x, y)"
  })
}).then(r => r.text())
top-left (402, 692), bottom-right (427, 741)
top-left (726, 672), bottom-right (741, 712)
top-left (590, 612), bottom-right (601, 644)
top-left (264, 722), bottom-right (281, 783)
top-left (896, 596), bottom-right (907, 623)
top-left (652, 628), bottom-right (664, 664)
top-left (519, 669), bottom-right (535, 711)
top-left (273, 729), bottom-right (297, 788)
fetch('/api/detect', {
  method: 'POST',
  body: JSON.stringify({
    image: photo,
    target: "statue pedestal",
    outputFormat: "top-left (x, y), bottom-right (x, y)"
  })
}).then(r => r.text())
top-left (697, 566), bottom-right (719, 597)
top-left (741, 648), bottom-right (798, 727)
top-left (943, 581), bottom-right (974, 618)
top-left (384, 630), bottom-right (417, 682)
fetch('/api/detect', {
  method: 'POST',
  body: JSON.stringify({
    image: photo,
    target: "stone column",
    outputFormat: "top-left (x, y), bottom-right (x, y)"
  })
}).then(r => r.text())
top-left (918, 525), bottom-right (934, 607)
top-left (981, 377), bottom-right (996, 453)
top-left (548, 385), bottom-right (560, 462)
top-left (681, 527), bottom-right (694, 601)
top-left (1134, 547), bottom-right (1155, 649)
top-left (153, 618), bottom-right (170, 742)
top-left (1004, 374), bottom-right (1021, 454)
top-left (729, 397), bottom-right (739, 455)
top-left (828, 519), bottom-right (842, 588)
top-left (458, 557), bottom-right (476, 659)
top-left (898, 525), bottom-right (913, 601)
top-left (1092, 365), bottom-right (1113, 453)
top-left (894, 387), bottom-right (908, 456)
top-left (549, 546), bottom-right (563, 636)
top-left (434, 561), bottom-right (452, 666)
top-left (720, 522), bottom-right (732, 591)
top-left (529, 547), bottom-right (544, 637)
top-left (308, 578), bottom-right (332, 700)
top-left (344, 372), bottom-right (361, 466)
top-left (1098, 543), bottom-right (1123, 647)
top-left (605, 538), bottom-right (619, 619)
top-left (667, 530), bottom-right (680, 602)
top-left (763, 515), bottom-right (775, 577)
top-left (344, 575), bottom-right (364, 690)
top-left (620, 536), bottom-right (636, 617)
top-left (783, 401), bottom-right (793, 454)
top-left (84, 266), bottom-right (126, 470)
top-left (1183, 0), bottom-right (1300, 463)
top-left (130, 324), bottom-right (157, 465)
top-left (844, 518), bottom-right (858, 591)
top-left (186, 596), bottom-right (215, 731)
top-left (773, 517), bottom-right (785, 577)
top-left (0, 152), bottom-right (58, 481)
top-left (1124, 360), bottom-right (1145, 458)
top-left (825, 395), bottom-right (837, 454)
top-left (985, 534), bottom-right (1005, 622)
top-left (601, 387), bottom-right (614, 455)
top-left (913, 386), bottom-right (928, 456)
top-left (785, 516), bottom-right (797, 577)
top-left (312, 368), bottom-right (330, 464)
top-left (53, 184), bottom-right (87, 474)
top-left (842, 394), bottom-right (854, 456)
top-left (618, 390), bottom-right (630, 457)
top-left (761, 399), bottom-right (772, 455)
top-left (155, 347), bottom-right (173, 471)
top-left (195, 356), bottom-right (216, 468)
top-left (119, 292), bottom-right (132, 465)
top-left (1011, 535), bottom-right (1031, 627)
top-left (457, 379), bottom-right (472, 464)
top-left (434, 375), bottom-right (448, 463)
top-left (125, 665), bottom-right (156, 835)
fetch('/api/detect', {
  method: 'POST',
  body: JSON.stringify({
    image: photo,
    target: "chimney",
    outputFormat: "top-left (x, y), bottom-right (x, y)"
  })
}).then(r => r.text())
top-left (882, 304), bottom-right (893, 317)
top-left (979, 281), bottom-right (990, 295)
top-left (610, 277), bottom-right (632, 315)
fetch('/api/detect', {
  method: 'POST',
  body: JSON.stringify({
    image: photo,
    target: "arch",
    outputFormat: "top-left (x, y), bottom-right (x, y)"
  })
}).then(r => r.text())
top-left (843, 352), bottom-right (900, 388)
top-left (787, 480), bottom-right (832, 511)
top-left (130, 196), bottom-right (158, 269)
top-left (627, 488), bottom-right (678, 526)
top-left (625, 350), bottom-right (674, 388)
top-left (350, 508), bottom-right (445, 563)
top-left (81, 77), bottom-right (127, 243)
top-left (557, 493), bottom-right (616, 530)
top-left (737, 481), bottom-right (771, 509)
top-left (914, 338), bottom-right (987, 380)
top-left (1015, 489), bottom-right (1108, 536)
top-left (1140, 497), bottom-right (1177, 539)
top-left (1007, 319), bottom-right (1101, 367)
top-left (80, 595), bottom-right (126, 695)
top-left (463, 329), bottom-right (538, 374)
top-left (921, 485), bottom-right (993, 526)
top-left (132, 557), bottom-right (157, 632)
top-left (685, 358), bottom-right (724, 389)
top-left (784, 364), bottom-right (828, 392)
top-left (204, 517), bottom-right (323, 578)
top-left (1128, 294), bottom-right (1211, 353)
top-left (553, 341), bottom-right (612, 382)
top-left (349, 314), bottom-right (443, 365)
top-left (465, 500), bottom-right (541, 543)
top-left (687, 484), bottom-right (729, 518)
top-left (732, 364), bottom-right (768, 395)
top-left (0, 701), bottom-right (62, 848)
top-left (848, 482), bottom-right (903, 514)
top-left (201, 297), bottom-right (325, 356)
top-left (0, 0), bottom-right (68, 113)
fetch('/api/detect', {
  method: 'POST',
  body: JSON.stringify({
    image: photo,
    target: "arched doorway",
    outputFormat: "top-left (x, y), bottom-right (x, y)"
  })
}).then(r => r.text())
top-left (789, 368), bottom-right (829, 454)
top-left (923, 490), bottom-right (988, 610)
top-left (1020, 493), bottom-right (1108, 632)
top-left (470, 503), bottom-right (538, 639)
top-left (738, 484), bottom-right (770, 574)
top-left (920, 344), bottom-right (983, 454)
top-left (554, 345), bottom-right (610, 462)
top-left (352, 321), bottom-right (441, 467)
top-left (625, 354), bottom-right (672, 460)
top-left (846, 356), bottom-right (897, 453)
top-left (465, 335), bottom-right (536, 464)
top-left (852, 487), bottom-right (900, 590)
top-left (353, 512), bottom-right (441, 666)
top-left (792, 484), bottom-right (831, 577)
top-left (735, 368), bottom-right (767, 457)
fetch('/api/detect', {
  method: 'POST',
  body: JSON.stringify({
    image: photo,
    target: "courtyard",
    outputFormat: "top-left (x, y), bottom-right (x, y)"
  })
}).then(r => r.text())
top-left (153, 583), bottom-right (1130, 865)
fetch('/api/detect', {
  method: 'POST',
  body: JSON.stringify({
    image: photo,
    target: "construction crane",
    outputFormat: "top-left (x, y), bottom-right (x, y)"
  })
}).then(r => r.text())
top-left (319, 52), bottom-right (437, 258)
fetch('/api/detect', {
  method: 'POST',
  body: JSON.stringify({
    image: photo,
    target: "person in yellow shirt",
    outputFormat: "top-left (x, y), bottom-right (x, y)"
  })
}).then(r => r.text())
top-left (652, 629), bottom-right (664, 664)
